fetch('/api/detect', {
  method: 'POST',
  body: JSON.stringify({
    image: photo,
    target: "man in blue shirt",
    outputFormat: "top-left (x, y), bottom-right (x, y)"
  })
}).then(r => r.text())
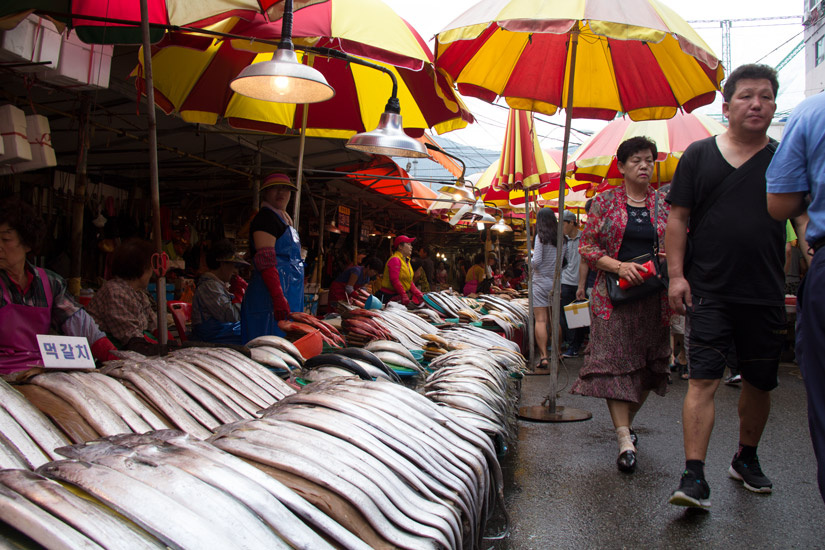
top-left (767, 91), bottom-right (825, 505)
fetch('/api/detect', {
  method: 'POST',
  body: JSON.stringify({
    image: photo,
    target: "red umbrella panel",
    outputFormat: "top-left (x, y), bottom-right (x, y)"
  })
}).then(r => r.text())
top-left (0, 0), bottom-right (327, 43)
top-left (334, 155), bottom-right (438, 214)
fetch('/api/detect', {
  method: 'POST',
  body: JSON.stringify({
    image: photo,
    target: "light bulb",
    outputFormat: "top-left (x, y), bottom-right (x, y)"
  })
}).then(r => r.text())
top-left (273, 76), bottom-right (290, 92)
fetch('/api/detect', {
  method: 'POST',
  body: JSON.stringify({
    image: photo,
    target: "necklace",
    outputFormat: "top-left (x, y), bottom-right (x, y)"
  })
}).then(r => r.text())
top-left (625, 188), bottom-right (647, 203)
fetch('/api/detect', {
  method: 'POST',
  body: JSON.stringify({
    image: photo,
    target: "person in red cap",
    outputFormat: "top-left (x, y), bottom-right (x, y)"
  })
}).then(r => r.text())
top-left (241, 173), bottom-right (304, 342)
top-left (375, 235), bottom-right (424, 306)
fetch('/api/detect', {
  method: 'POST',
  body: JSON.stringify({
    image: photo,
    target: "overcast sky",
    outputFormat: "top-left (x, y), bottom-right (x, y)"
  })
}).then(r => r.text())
top-left (382, 0), bottom-right (806, 179)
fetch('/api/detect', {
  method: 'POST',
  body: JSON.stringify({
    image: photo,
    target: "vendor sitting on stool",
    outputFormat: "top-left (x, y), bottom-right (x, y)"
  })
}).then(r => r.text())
top-left (87, 238), bottom-right (160, 351)
top-left (328, 255), bottom-right (382, 312)
top-left (191, 239), bottom-right (248, 344)
top-left (0, 198), bottom-right (118, 373)
top-left (375, 235), bottom-right (424, 306)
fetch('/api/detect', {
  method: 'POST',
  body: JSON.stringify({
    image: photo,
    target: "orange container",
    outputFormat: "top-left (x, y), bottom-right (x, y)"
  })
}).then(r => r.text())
top-left (293, 329), bottom-right (323, 359)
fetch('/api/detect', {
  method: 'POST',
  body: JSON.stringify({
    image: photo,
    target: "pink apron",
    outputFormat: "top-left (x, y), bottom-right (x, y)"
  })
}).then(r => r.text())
top-left (0, 267), bottom-right (53, 373)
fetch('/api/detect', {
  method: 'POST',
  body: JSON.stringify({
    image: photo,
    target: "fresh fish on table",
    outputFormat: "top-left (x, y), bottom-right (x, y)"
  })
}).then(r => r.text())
top-left (0, 469), bottom-right (164, 549)
top-left (58, 441), bottom-right (291, 550)
top-left (246, 335), bottom-right (305, 365)
top-left (0, 481), bottom-right (105, 550)
top-left (0, 378), bottom-right (70, 461)
top-left (29, 372), bottom-right (131, 437)
top-left (39, 459), bottom-right (239, 550)
top-left (0, 398), bottom-right (56, 468)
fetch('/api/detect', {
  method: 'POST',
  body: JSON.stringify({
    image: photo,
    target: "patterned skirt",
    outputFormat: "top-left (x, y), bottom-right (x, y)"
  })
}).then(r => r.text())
top-left (570, 291), bottom-right (670, 403)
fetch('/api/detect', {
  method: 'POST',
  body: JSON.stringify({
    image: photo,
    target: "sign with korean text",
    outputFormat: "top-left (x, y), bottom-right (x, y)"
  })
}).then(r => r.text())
top-left (36, 335), bottom-right (95, 369)
top-left (337, 205), bottom-right (350, 233)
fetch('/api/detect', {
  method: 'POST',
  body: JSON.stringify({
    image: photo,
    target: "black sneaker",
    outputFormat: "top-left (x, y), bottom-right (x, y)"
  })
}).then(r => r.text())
top-left (562, 348), bottom-right (579, 358)
top-left (669, 470), bottom-right (711, 509)
top-left (729, 454), bottom-right (772, 493)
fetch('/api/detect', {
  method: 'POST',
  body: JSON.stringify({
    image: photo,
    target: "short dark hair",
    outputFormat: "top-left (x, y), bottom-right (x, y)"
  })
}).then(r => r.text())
top-left (362, 256), bottom-right (383, 272)
top-left (723, 64), bottom-right (779, 103)
top-left (616, 136), bottom-right (657, 164)
top-left (473, 253), bottom-right (485, 265)
top-left (111, 239), bottom-right (155, 280)
top-left (0, 197), bottom-right (46, 253)
top-left (206, 239), bottom-right (235, 270)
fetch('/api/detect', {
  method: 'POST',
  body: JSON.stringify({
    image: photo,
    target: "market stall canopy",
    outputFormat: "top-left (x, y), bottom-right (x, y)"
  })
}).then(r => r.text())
top-left (333, 155), bottom-right (438, 214)
top-left (0, 0), bottom-right (325, 42)
top-left (134, 4), bottom-right (473, 138)
top-left (570, 110), bottom-right (727, 193)
top-left (434, 0), bottom-right (724, 121)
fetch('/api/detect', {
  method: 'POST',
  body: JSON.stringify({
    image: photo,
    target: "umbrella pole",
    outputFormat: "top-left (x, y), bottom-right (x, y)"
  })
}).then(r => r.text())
top-left (520, 28), bottom-right (590, 422)
top-left (140, 0), bottom-right (167, 352)
top-left (524, 187), bottom-right (535, 367)
top-left (293, 104), bottom-right (309, 229)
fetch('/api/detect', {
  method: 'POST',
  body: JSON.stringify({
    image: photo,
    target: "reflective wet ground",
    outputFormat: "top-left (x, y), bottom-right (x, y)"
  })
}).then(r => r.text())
top-left (486, 359), bottom-right (824, 549)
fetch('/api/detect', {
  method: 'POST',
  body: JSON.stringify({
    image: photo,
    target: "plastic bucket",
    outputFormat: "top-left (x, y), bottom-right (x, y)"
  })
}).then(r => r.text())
top-left (293, 329), bottom-right (323, 359)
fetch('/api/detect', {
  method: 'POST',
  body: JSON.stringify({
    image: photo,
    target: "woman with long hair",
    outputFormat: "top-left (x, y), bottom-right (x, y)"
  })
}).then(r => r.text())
top-left (532, 208), bottom-right (565, 369)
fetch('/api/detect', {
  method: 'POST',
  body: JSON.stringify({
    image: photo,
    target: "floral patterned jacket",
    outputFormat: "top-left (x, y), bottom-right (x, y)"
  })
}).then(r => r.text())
top-left (578, 186), bottom-right (671, 324)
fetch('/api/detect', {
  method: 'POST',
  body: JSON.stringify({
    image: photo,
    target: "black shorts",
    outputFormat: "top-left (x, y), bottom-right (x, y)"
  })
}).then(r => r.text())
top-left (686, 295), bottom-right (786, 391)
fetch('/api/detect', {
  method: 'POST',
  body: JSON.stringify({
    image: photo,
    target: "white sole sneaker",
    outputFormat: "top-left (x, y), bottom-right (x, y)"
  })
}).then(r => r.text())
top-left (668, 490), bottom-right (711, 509)
top-left (728, 465), bottom-right (773, 493)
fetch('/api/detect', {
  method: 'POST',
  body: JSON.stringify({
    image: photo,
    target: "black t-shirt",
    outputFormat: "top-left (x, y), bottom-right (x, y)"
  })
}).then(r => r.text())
top-left (248, 208), bottom-right (288, 258)
top-left (667, 136), bottom-right (784, 306)
top-left (618, 205), bottom-right (655, 261)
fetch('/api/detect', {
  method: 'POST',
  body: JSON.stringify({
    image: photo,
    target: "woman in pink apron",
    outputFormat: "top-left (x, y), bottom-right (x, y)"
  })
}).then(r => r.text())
top-left (0, 199), bottom-right (116, 374)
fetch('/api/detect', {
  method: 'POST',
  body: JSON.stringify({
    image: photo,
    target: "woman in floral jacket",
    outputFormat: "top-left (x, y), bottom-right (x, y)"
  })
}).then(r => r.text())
top-left (571, 136), bottom-right (671, 474)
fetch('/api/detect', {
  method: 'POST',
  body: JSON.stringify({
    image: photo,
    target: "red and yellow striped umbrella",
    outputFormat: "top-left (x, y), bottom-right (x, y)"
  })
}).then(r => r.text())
top-left (570, 110), bottom-right (726, 192)
top-left (0, 0), bottom-right (323, 43)
top-left (135, 3), bottom-right (473, 138)
top-left (473, 110), bottom-right (586, 210)
top-left (435, 0), bottom-right (723, 121)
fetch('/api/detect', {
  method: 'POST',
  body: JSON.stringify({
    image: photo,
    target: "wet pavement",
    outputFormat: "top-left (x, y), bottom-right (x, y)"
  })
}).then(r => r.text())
top-left (486, 359), bottom-right (824, 549)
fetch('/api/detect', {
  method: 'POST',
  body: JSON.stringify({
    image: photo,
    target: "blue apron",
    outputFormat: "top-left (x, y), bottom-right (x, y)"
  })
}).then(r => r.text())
top-left (192, 318), bottom-right (242, 345)
top-left (241, 218), bottom-right (304, 343)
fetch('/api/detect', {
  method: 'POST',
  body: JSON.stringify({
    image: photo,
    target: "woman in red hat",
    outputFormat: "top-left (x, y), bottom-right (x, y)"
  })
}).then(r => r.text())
top-left (241, 173), bottom-right (304, 342)
top-left (375, 236), bottom-right (424, 306)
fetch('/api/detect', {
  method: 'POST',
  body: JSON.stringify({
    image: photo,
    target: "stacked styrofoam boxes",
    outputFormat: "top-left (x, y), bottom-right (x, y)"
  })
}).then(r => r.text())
top-left (39, 31), bottom-right (113, 90)
top-left (0, 114), bottom-right (56, 174)
top-left (0, 15), bottom-right (62, 72)
top-left (0, 104), bottom-right (32, 165)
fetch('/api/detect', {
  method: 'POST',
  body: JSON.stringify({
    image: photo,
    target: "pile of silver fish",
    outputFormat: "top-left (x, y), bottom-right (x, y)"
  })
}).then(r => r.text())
top-left (4, 430), bottom-right (370, 549)
top-left (215, 377), bottom-right (504, 550)
top-left (364, 340), bottom-right (426, 376)
top-left (438, 325), bottom-right (521, 354)
top-left (246, 334), bottom-right (306, 373)
top-left (375, 304), bottom-right (437, 348)
top-left (100, 347), bottom-right (296, 439)
top-left (0, 378), bottom-right (69, 469)
top-left (425, 349), bottom-right (526, 444)
top-left (424, 291), bottom-right (482, 321)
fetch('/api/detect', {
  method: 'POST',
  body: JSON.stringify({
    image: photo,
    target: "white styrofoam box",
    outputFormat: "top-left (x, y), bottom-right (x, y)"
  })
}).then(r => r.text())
top-left (563, 300), bottom-right (591, 329)
top-left (0, 114), bottom-right (56, 175)
top-left (0, 104), bottom-right (32, 164)
top-left (39, 31), bottom-right (112, 90)
top-left (0, 15), bottom-right (62, 72)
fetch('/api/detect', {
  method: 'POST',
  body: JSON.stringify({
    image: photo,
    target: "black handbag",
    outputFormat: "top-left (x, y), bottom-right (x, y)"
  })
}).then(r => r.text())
top-left (604, 193), bottom-right (668, 306)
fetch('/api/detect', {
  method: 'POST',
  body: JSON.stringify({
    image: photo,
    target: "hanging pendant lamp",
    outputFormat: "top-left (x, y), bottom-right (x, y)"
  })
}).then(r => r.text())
top-left (230, 0), bottom-right (334, 103)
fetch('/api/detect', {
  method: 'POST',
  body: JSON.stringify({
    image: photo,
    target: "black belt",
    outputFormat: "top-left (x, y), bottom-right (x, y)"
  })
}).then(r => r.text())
top-left (812, 238), bottom-right (825, 255)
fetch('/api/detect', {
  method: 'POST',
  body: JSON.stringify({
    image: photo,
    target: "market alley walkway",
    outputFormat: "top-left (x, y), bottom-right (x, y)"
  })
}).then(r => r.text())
top-left (487, 359), bottom-right (824, 549)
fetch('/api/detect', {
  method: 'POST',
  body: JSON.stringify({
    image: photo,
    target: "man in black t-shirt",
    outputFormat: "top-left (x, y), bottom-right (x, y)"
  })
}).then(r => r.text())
top-left (665, 64), bottom-right (786, 510)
